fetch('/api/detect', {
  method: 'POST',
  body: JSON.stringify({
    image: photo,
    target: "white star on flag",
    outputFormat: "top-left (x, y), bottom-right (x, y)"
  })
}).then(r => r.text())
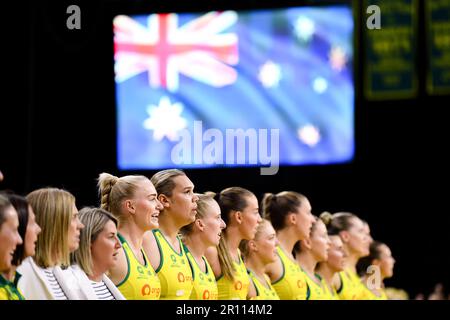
top-left (258, 60), bottom-right (282, 88)
top-left (312, 77), bottom-right (328, 94)
top-left (294, 16), bottom-right (315, 42)
top-left (143, 96), bottom-right (187, 141)
top-left (298, 125), bottom-right (321, 147)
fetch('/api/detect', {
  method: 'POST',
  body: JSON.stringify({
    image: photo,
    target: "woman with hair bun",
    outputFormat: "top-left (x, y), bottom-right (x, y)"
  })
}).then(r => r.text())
top-left (293, 216), bottom-right (331, 300)
top-left (316, 212), bottom-right (347, 299)
top-left (263, 192), bottom-right (315, 300)
top-left (98, 173), bottom-right (163, 300)
top-left (142, 169), bottom-right (198, 300)
top-left (204, 187), bottom-right (261, 300)
top-left (323, 212), bottom-right (371, 300)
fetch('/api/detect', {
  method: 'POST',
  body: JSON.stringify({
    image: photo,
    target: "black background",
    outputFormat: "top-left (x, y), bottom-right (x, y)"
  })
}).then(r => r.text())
top-left (1, 0), bottom-right (449, 299)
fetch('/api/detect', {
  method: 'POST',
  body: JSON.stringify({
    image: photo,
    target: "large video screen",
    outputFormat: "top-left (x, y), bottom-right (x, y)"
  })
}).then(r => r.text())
top-left (114, 5), bottom-right (354, 170)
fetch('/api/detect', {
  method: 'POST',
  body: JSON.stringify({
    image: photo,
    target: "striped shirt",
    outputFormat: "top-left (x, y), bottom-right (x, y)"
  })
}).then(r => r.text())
top-left (90, 280), bottom-right (115, 300)
top-left (44, 269), bottom-right (67, 300)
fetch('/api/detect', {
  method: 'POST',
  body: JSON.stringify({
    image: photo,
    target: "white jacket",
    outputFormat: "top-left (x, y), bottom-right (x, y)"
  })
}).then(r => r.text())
top-left (67, 265), bottom-right (125, 300)
top-left (16, 257), bottom-right (81, 300)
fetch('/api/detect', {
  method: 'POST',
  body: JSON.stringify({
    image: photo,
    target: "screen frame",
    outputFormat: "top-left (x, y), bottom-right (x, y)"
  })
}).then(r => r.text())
top-left (109, 0), bottom-right (360, 175)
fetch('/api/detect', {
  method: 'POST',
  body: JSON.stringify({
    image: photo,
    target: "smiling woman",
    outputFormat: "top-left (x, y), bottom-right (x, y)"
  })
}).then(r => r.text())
top-left (98, 173), bottom-right (162, 300)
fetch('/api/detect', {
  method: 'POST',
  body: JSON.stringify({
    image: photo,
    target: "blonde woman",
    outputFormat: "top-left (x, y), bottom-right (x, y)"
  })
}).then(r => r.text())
top-left (239, 219), bottom-right (280, 300)
top-left (16, 188), bottom-right (84, 300)
top-left (316, 213), bottom-right (347, 300)
top-left (0, 194), bottom-right (23, 300)
top-left (204, 187), bottom-right (261, 300)
top-left (262, 192), bottom-right (315, 300)
top-left (142, 169), bottom-right (198, 300)
top-left (180, 193), bottom-right (226, 300)
top-left (71, 207), bottom-right (124, 300)
top-left (98, 173), bottom-right (163, 300)
top-left (293, 217), bottom-right (331, 300)
top-left (324, 212), bottom-right (370, 300)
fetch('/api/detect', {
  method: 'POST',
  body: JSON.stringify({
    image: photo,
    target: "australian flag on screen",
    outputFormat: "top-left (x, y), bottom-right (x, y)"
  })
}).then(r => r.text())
top-left (113, 6), bottom-right (354, 170)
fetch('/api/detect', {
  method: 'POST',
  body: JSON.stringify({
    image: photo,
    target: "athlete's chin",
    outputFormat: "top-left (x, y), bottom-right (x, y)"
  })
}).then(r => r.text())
top-left (150, 221), bottom-right (159, 229)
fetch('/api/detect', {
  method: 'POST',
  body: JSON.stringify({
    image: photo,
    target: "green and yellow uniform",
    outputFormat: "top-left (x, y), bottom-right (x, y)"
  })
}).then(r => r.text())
top-left (0, 273), bottom-right (24, 300)
top-left (303, 271), bottom-right (328, 300)
top-left (360, 283), bottom-right (388, 300)
top-left (271, 246), bottom-right (308, 300)
top-left (216, 249), bottom-right (250, 300)
top-left (153, 229), bottom-right (193, 299)
top-left (336, 268), bottom-right (366, 300)
top-left (248, 270), bottom-right (279, 300)
top-left (117, 233), bottom-right (161, 300)
top-left (321, 277), bottom-right (339, 300)
top-left (185, 246), bottom-right (218, 300)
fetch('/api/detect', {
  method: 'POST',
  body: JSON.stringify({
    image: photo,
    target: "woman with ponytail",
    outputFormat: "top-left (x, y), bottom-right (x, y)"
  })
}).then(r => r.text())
top-left (98, 173), bottom-right (163, 300)
top-left (204, 187), bottom-right (261, 300)
top-left (293, 217), bottom-right (331, 300)
top-left (263, 192), bottom-right (315, 300)
top-left (180, 193), bottom-right (225, 300)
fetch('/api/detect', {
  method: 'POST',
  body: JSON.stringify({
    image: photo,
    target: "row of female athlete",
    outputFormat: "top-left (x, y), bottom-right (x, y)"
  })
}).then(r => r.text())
top-left (0, 169), bottom-right (395, 300)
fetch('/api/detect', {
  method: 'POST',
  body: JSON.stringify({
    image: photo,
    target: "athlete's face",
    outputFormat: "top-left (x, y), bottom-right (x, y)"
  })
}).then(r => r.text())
top-left (363, 223), bottom-right (373, 245)
top-left (376, 244), bottom-right (395, 279)
top-left (310, 220), bottom-right (330, 262)
top-left (164, 175), bottom-right (199, 227)
top-left (252, 222), bottom-right (278, 264)
top-left (91, 220), bottom-right (122, 274)
top-left (132, 179), bottom-right (163, 231)
top-left (345, 217), bottom-right (370, 258)
top-left (326, 235), bottom-right (346, 272)
top-left (294, 199), bottom-right (315, 241)
top-left (24, 206), bottom-right (41, 258)
top-left (199, 200), bottom-right (225, 247)
top-left (0, 205), bottom-right (22, 271)
top-left (239, 195), bottom-right (262, 240)
top-left (68, 204), bottom-right (84, 252)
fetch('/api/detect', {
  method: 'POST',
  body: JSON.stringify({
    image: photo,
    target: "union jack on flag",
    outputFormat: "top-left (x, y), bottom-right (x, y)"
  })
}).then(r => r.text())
top-left (114, 11), bottom-right (239, 92)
